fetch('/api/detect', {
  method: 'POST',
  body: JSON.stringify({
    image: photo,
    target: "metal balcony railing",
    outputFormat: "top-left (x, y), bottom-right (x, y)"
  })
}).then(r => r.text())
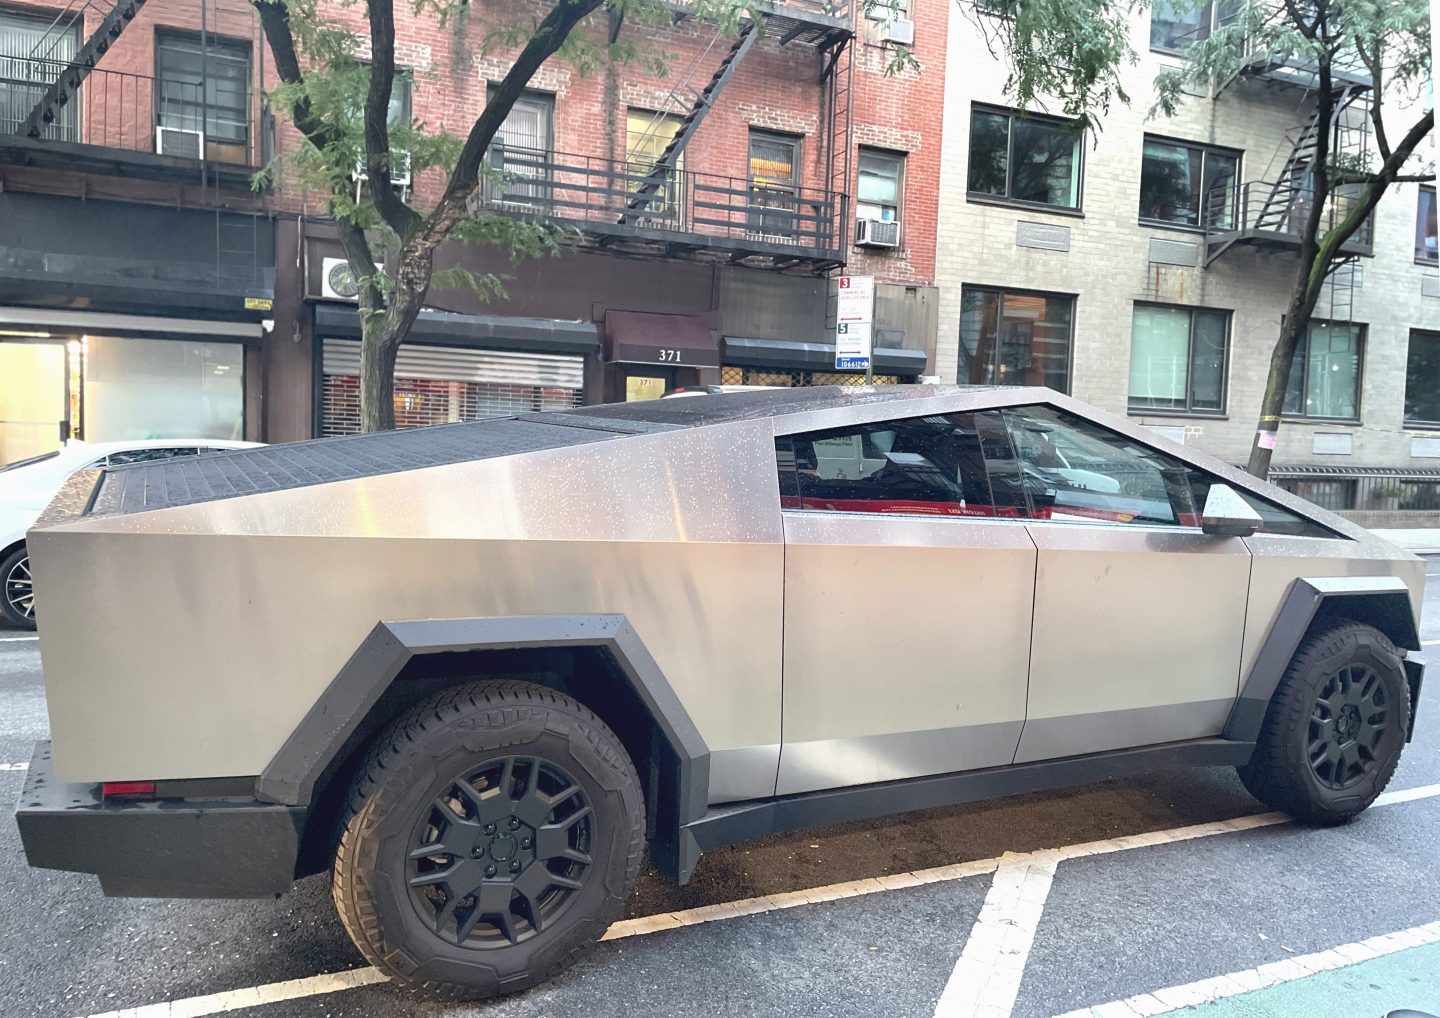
top-left (1202, 179), bottom-right (1373, 262)
top-left (471, 146), bottom-right (846, 267)
top-left (0, 54), bottom-right (261, 167)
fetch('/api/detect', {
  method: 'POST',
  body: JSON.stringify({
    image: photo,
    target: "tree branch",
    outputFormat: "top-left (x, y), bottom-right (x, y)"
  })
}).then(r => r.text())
top-left (414, 0), bottom-right (605, 251)
top-left (363, 0), bottom-right (421, 238)
top-left (252, 0), bottom-right (341, 150)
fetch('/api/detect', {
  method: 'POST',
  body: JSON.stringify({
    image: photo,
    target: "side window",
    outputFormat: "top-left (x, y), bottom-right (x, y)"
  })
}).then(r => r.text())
top-left (105, 447), bottom-right (200, 466)
top-left (1003, 404), bottom-right (1338, 537)
top-left (781, 412), bottom-right (1029, 518)
top-left (1002, 405), bottom-right (1197, 526)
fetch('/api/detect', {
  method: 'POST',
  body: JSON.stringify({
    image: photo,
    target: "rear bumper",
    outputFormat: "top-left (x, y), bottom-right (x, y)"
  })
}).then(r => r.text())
top-left (14, 742), bottom-right (305, 898)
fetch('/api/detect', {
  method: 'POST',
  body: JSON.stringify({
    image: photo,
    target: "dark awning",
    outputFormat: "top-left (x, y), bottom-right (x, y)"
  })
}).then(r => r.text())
top-left (722, 335), bottom-right (928, 376)
top-left (314, 305), bottom-right (600, 356)
top-left (605, 311), bottom-right (720, 368)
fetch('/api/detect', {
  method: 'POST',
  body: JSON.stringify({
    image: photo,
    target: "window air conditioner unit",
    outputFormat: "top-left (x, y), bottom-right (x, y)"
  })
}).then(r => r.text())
top-left (856, 218), bottom-right (902, 248)
top-left (156, 126), bottom-right (204, 159)
top-left (881, 17), bottom-right (915, 44)
top-left (353, 150), bottom-right (412, 187)
top-left (319, 257), bottom-right (361, 301)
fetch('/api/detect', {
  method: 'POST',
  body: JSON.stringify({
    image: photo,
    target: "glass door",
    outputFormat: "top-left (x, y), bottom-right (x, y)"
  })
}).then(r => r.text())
top-left (0, 341), bottom-right (68, 465)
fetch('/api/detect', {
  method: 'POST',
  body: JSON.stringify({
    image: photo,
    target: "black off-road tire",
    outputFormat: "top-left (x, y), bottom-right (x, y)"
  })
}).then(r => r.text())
top-left (1239, 620), bottom-right (1410, 824)
top-left (331, 681), bottom-right (644, 1000)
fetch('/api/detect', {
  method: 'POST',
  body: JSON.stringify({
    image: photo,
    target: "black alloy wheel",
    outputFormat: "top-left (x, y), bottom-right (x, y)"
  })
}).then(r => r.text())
top-left (1307, 664), bottom-right (1389, 790)
top-left (331, 681), bottom-right (644, 1000)
top-left (407, 755), bottom-right (594, 947)
top-left (1240, 620), bottom-right (1409, 824)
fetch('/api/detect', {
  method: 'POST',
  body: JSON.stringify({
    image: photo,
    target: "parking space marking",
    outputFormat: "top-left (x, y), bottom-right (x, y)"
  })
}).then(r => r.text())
top-left (934, 850), bottom-right (1060, 1018)
top-left (0, 635), bottom-right (38, 642)
top-left (0, 762), bottom-right (27, 771)
top-left (71, 782), bottom-right (1440, 1018)
top-left (1052, 920), bottom-right (1440, 1017)
top-left (82, 967), bottom-right (390, 1018)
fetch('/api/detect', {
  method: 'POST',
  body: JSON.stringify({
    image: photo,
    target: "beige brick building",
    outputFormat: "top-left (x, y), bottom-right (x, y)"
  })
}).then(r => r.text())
top-left (934, 8), bottom-right (1440, 519)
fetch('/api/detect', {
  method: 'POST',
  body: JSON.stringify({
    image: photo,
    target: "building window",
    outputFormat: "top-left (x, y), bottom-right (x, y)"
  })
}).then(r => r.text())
top-left (155, 32), bottom-right (251, 146)
top-left (967, 106), bottom-right (1082, 212)
top-left (1416, 187), bottom-right (1437, 263)
top-left (1150, 0), bottom-right (1240, 52)
top-left (1283, 321), bottom-right (1364, 421)
top-left (748, 130), bottom-right (802, 237)
top-left (82, 336), bottom-right (245, 441)
top-left (486, 89), bottom-right (554, 204)
top-left (1404, 329), bottom-right (1440, 427)
top-left (1139, 137), bottom-right (1240, 229)
top-left (959, 287), bottom-right (1074, 392)
top-left (0, 10), bottom-right (80, 141)
top-left (626, 109), bottom-right (685, 224)
top-left (1128, 305), bottom-right (1229, 415)
top-left (856, 148), bottom-right (903, 222)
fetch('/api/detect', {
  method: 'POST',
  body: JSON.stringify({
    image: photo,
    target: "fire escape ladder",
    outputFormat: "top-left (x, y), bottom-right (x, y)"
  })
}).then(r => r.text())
top-left (622, 19), bottom-right (759, 219)
top-left (1252, 83), bottom-right (1364, 232)
top-left (822, 26), bottom-right (854, 265)
top-left (18, 0), bottom-right (147, 139)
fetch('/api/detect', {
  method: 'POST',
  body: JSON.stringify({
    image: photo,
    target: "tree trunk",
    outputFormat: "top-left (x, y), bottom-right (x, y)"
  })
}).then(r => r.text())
top-left (1245, 291), bottom-right (1310, 477)
top-left (356, 247), bottom-right (433, 432)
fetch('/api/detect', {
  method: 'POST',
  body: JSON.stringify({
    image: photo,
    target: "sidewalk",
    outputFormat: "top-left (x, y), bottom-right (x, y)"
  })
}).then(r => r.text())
top-left (1372, 529), bottom-right (1440, 555)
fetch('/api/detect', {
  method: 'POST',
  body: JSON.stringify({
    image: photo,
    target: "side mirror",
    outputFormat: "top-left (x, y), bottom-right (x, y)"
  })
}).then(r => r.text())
top-left (1201, 483), bottom-right (1264, 538)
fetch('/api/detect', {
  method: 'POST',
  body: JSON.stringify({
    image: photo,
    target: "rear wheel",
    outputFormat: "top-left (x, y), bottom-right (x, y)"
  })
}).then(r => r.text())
top-left (331, 681), bottom-right (644, 999)
top-left (1239, 620), bottom-right (1409, 823)
top-left (1, 546), bottom-right (35, 630)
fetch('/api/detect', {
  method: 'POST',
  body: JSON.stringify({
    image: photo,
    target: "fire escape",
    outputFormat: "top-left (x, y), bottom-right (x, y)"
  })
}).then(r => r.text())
top-left (1203, 44), bottom-right (1375, 327)
top-left (471, 0), bottom-right (854, 275)
top-left (13, 0), bottom-right (146, 140)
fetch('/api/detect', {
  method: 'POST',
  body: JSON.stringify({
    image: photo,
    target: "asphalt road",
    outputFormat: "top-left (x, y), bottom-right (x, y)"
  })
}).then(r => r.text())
top-left (2, 567), bottom-right (1440, 1018)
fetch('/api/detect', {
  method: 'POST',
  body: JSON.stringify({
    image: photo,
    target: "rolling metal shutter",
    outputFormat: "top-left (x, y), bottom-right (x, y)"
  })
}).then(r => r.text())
top-left (321, 339), bottom-right (584, 436)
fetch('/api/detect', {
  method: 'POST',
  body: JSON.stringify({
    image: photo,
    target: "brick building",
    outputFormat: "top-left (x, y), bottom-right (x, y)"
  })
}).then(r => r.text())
top-left (934, 7), bottom-right (1440, 523)
top-left (0, 0), bottom-right (946, 455)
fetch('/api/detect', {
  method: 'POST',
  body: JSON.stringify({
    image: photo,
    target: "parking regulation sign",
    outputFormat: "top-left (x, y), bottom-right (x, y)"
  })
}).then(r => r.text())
top-left (835, 275), bottom-right (875, 372)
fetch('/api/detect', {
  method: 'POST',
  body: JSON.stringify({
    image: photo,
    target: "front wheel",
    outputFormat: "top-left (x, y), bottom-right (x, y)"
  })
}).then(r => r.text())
top-left (1239, 620), bottom-right (1410, 823)
top-left (1, 546), bottom-right (36, 630)
top-left (332, 681), bottom-right (644, 1000)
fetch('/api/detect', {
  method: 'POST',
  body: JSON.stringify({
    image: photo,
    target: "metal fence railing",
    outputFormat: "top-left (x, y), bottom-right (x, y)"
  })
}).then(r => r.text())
top-left (1271, 469), bottom-right (1440, 513)
top-left (0, 53), bottom-right (261, 166)
top-left (1204, 179), bottom-right (1374, 249)
top-left (471, 145), bottom-right (847, 263)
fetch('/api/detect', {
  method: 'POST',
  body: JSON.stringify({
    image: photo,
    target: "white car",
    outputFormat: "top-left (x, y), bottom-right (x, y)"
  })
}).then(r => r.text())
top-left (0, 439), bottom-right (261, 628)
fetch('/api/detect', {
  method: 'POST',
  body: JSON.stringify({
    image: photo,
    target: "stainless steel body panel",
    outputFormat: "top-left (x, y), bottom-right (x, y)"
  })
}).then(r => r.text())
top-left (28, 385), bottom-right (1424, 810)
top-left (1240, 533), bottom-right (1426, 678)
top-left (776, 513), bottom-right (1036, 795)
top-left (1015, 524), bottom-right (1253, 763)
top-left (33, 422), bottom-right (786, 793)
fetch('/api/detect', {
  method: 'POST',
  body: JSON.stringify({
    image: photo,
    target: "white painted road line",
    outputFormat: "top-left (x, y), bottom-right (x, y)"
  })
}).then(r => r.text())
top-left (934, 850), bottom-right (1060, 1018)
top-left (82, 967), bottom-right (390, 1018)
top-left (0, 762), bottom-right (28, 771)
top-left (1423, 638), bottom-right (1440, 646)
top-left (1053, 919), bottom-right (1440, 1017)
top-left (0, 634), bottom-right (38, 642)
top-left (72, 782), bottom-right (1440, 1018)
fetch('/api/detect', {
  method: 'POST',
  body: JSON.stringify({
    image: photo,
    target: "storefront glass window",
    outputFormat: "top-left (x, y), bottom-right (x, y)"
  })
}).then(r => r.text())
top-left (83, 337), bottom-right (245, 441)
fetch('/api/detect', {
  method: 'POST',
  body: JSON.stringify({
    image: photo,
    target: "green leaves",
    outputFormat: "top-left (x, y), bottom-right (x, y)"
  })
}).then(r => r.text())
top-left (962, 0), bottom-right (1139, 131)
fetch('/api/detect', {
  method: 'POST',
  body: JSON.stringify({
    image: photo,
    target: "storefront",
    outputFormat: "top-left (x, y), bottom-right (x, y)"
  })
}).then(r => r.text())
top-left (601, 310), bottom-right (722, 402)
top-left (0, 308), bottom-right (256, 465)
top-left (312, 306), bottom-right (596, 435)
top-left (719, 335), bottom-right (928, 388)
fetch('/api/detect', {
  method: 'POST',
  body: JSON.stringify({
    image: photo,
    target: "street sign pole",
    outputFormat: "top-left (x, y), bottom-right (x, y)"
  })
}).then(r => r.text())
top-left (865, 282), bottom-right (874, 384)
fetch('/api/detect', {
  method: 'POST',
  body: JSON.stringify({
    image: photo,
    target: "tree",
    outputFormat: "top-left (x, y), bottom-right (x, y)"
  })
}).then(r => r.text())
top-left (251, 0), bottom-right (745, 431)
top-left (965, 0), bottom-right (1433, 477)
